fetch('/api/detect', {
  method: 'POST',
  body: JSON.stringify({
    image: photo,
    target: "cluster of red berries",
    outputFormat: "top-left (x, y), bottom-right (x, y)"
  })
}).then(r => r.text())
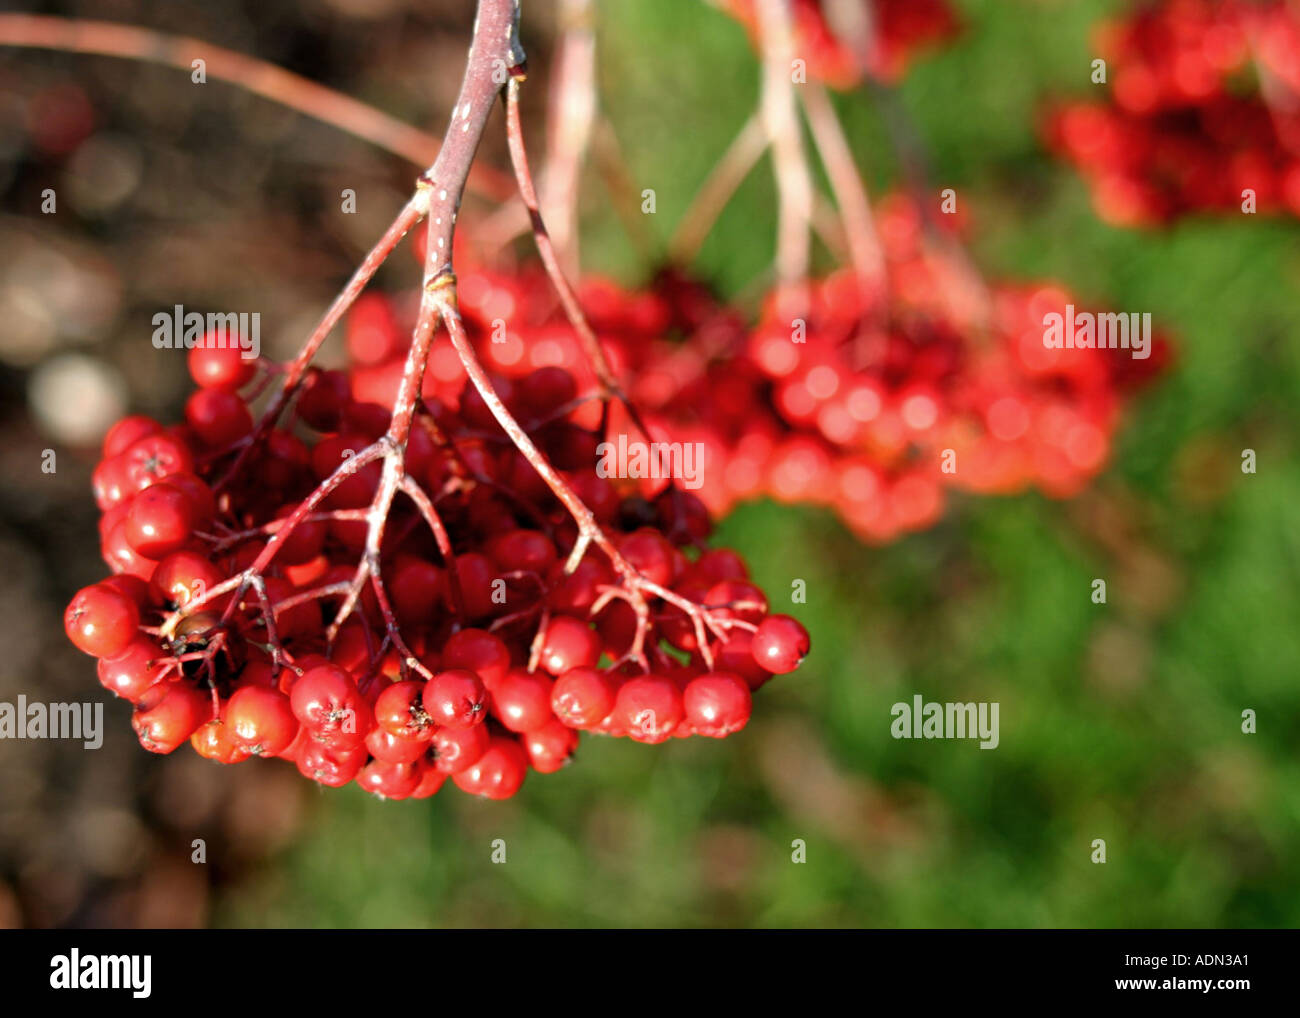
top-left (628, 197), bottom-right (1167, 540)
top-left (721, 0), bottom-right (959, 86)
top-left (66, 336), bottom-right (809, 800)
top-left (1045, 0), bottom-right (1300, 225)
top-left (356, 198), bottom-right (1164, 543)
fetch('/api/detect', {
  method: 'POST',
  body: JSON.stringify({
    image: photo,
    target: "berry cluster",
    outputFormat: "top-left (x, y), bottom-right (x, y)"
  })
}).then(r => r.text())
top-left (720, 0), bottom-right (959, 86)
top-left (67, 337), bottom-right (809, 800)
top-left (354, 199), bottom-right (1164, 543)
top-left (1045, 0), bottom-right (1300, 224)
top-left (636, 199), bottom-right (1167, 540)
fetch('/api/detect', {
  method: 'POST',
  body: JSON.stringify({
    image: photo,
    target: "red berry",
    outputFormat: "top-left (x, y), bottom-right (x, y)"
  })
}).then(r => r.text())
top-left (683, 671), bottom-right (752, 737)
top-left (119, 434), bottom-right (194, 493)
top-left (546, 557), bottom-right (614, 614)
top-left (226, 685), bottom-right (299, 756)
top-left (537, 615), bottom-right (602, 675)
top-left (266, 503), bottom-right (326, 566)
top-left (310, 432), bottom-right (381, 508)
top-left (132, 683), bottom-right (210, 754)
top-left (411, 762), bottom-right (448, 799)
top-left (191, 714), bottom-right (251, 764)
top-left (374, 679), bottom-right (435, 740)
top-left (440, 628), bottom-right (511, 687)
top-left (185, 388), bottom-right (253, 448)
top-left (289, 663), bottom-right (368, 741)
top-left (594, 598), bottom-right (638, 659)
top-left (430, 722), bottom-right (490, 774)
top-left (92, 455), bottom-right (132, 511)
top-left (150, 551), bottom-right (223, 610)
top-left (388, 557), bottom-right (444, 629)
top-left (458, 374), bottom-right (516, 430)
top-left (750, 614), bottom-right (810, 674)
top-left (157, 472), bottom-right (215, 529)
top-left (189, 332), bottom-right (256, 390)
top-left (486, 528), bottom-right (558, 575)
top-left (102, 415), bottom-right (162, 458)
top-left (704, 579), bottom-right (768, 624)
top-left (124, 481), bottom-right (196, 559)
top-left (64, 583), bottom-right (140, 658)
top-left (239, 660), bottom-right (278, 689)
top-left (262, 576), bottom-right (321, 642)
top-left (96, 636), bottom-right (168, 702)
top-left (296, 739), bottom-right (367, 787)
top-left (614, 676), bottom-right (684, 744)
top-left (655, 489), bottom-right (712, 543)
top-left (297, 369), bottom-right (351, 432)
top-left (688, 548), bottom-right (749, 586)
top-left (519, 366), bottom-right (577, 417)
top-left (521, 717), bottom-right (579, 773)
top-left (423, 669), bottom-right (488, 728)
top-left (712, 629), bottom-right (773, 690)
top-left (618, 528), bottom-right (676, 587)
top-left (551, 666), bottom-right (618, 729)
top-left (452, 734), bottom-right (528, 799)
top-left (365, 727), bottom-right (429, 764)
top-left (98, 574), bottom-right (152, 609)
top-left (357, 759), bottom-right (422, 800)
top-left (446, 552), bottom-right (499, 620)
top-left (489, 668), bottom-right (555, 733)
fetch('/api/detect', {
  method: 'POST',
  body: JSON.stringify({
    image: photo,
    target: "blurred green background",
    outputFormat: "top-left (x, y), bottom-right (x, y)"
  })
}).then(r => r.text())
top-left (2, 0), bottom-right (1298, 928)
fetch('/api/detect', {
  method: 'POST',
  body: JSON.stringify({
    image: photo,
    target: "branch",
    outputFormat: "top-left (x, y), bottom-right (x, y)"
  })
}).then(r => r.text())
top-left (419, 0), bottom-right (524, 284)
top-left (0, 12), bottom-right (512, 199)
top-left (755, 0), bottom-right (813, 307)
top-left (799, 82), bottom-right (886, 298)
top-left (540, 0), bottom-right (597, 275)
top-left (669, 112), bottom-right (767, 266)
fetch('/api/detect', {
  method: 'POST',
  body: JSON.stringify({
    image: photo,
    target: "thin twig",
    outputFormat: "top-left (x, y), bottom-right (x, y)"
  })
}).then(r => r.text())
top-left (0, 13), bottom-right (512, 199)
top-left (668, 113), bottom-right (768, 266)
top-left (799, 82), bottom-right (886, 296)
top-left (540, 0), bottom-right (597, 275)
top-left (755, 0), bottom-right (813, 308)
